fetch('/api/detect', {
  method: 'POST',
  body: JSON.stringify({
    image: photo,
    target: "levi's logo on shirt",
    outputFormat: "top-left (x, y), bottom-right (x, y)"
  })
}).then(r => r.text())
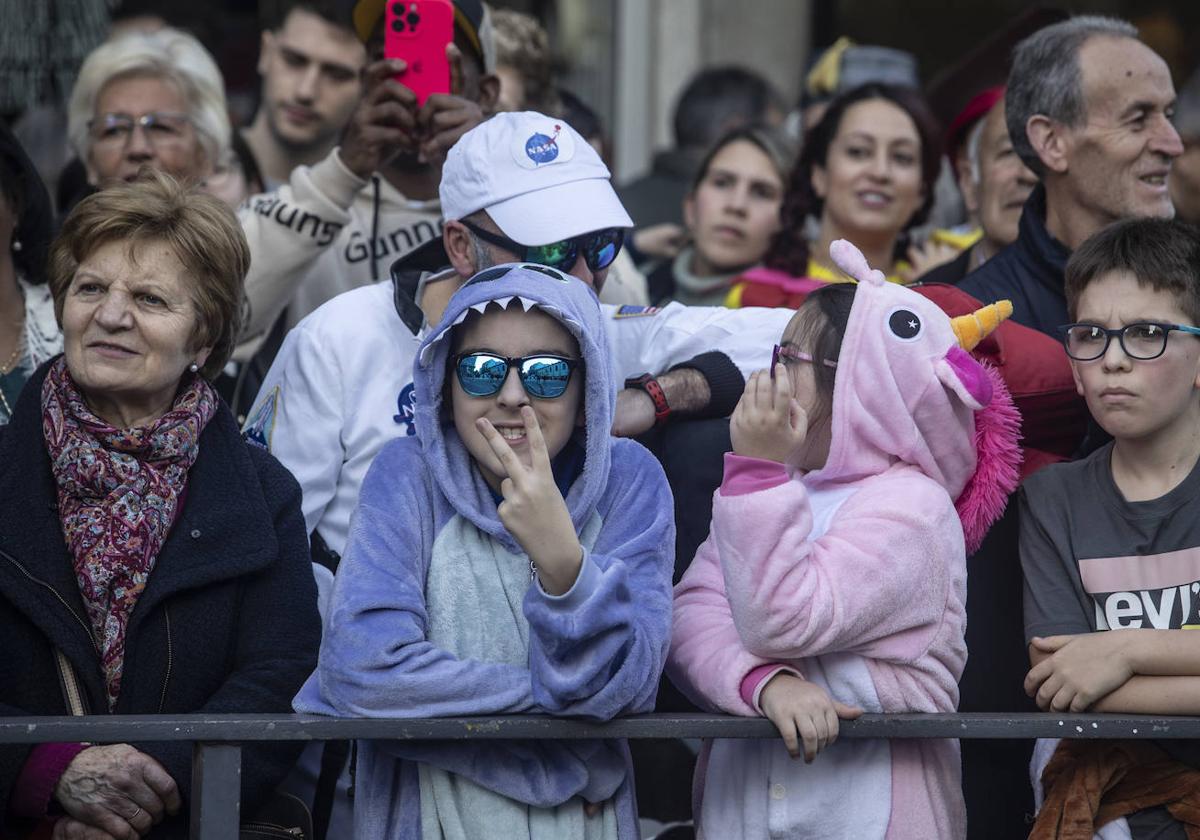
top-left (1080, 547), bottom-right (1200, 629)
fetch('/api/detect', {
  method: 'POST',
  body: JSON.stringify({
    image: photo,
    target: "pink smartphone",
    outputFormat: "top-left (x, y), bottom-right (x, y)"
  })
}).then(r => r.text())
top-left (384, 0), bottom-right (454, 106)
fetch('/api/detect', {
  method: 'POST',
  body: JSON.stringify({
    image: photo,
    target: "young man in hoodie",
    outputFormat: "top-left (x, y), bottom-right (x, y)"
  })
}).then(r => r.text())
top-left (242, 1), bottom-right (367, 190)
top-left (235, 0), bottom-right (500, 356)
top-left (294, 263), bottom-right (675, 838)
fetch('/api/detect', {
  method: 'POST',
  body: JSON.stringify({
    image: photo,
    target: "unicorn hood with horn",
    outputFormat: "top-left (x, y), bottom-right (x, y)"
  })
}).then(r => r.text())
top-left (814, 239), bottom-right (1021, 552)
top-left (668, 240), bottom-right (1021, 840)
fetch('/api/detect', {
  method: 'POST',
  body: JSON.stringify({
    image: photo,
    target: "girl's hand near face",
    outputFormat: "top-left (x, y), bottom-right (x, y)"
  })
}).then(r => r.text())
top-left (477, 406), bottom-right (583, 595)
top-left (730, 366), bottom-right (808, 463)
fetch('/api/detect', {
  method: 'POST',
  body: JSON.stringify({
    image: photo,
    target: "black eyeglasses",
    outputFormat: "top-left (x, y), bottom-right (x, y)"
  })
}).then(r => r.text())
top-left (454, 352), bottom-right (582, 399)
top-left (460, 220), bottom-right (625, 273)
top-left (1059, 322), bottom-right (1200, 361)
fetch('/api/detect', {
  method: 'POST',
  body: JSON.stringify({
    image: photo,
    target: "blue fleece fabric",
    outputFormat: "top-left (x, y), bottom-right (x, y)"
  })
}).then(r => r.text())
top-left (294, 263), bottom-right (676, 839)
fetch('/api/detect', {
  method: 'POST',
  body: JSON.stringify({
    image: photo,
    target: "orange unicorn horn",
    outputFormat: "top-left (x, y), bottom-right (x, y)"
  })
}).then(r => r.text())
top-left (951, 300), bottom-right (1013, 351)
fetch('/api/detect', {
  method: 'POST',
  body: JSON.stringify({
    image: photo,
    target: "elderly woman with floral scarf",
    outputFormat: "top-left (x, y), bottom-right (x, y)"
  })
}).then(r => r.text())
top-left (0, 171), bottom-right (320, 840)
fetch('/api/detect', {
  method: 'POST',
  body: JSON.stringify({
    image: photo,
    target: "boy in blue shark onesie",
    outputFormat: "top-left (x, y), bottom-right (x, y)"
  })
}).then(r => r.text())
top-left (293, 262), bottom-right (676, 839)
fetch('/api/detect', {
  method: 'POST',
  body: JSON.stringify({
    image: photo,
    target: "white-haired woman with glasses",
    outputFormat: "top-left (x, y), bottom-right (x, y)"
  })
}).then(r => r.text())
top-left (67, 27), bottom-right (231, 190)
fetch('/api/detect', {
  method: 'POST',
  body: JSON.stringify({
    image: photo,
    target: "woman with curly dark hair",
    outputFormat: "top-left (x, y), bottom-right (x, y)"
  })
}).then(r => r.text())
top-left (728, 83), bottom-right (948, 308)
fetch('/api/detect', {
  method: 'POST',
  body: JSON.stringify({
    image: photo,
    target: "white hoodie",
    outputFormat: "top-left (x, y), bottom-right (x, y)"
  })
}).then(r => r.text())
top-left (235, 149), bottom-right (442, 358)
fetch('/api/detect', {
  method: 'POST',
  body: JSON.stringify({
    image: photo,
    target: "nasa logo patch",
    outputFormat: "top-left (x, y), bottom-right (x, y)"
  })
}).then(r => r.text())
top-left (393, 382), bottom-right (417, 436)
top-left (513, 122), bottom-right (575, 170)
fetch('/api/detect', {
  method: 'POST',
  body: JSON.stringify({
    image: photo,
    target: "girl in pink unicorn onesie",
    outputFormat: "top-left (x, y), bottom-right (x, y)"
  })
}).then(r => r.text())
top-left (668, 239), bottom-right (1022, 839)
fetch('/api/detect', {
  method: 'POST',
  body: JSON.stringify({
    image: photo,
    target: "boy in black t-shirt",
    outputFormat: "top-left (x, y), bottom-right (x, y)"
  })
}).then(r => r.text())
top-left (1021, 217), bottom-right (1200, 838)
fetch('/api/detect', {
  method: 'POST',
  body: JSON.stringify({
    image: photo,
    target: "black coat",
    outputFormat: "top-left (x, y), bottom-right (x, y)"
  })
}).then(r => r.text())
top-left (0, 362), bottom-right (321, 838)
top-left (958, 184), bottom-right (1073, 338)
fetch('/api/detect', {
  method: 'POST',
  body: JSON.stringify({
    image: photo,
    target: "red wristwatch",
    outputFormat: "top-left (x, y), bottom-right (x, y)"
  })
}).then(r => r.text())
top-left (625, 373), bottom-right (671, 427)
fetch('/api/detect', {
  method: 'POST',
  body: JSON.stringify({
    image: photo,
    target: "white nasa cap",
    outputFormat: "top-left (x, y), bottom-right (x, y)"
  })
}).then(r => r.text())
top-left (439, 111), bottom-right (633, 245)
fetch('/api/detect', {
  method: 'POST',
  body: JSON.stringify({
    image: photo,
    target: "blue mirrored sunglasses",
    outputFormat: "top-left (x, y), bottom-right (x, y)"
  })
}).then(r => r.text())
top-left (454, 352), bottom-right (582, 399)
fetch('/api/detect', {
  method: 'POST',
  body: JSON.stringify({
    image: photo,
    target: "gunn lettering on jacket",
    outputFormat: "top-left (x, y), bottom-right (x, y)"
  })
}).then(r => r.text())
top-left (249, 195), bottom-right (342, 247)
top-left (343, 220), bottom-right (443, 264)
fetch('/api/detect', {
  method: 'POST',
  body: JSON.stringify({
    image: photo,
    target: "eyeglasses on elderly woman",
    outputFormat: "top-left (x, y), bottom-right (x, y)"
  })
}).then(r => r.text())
top-left (88, 112), bottom-right (194, 151)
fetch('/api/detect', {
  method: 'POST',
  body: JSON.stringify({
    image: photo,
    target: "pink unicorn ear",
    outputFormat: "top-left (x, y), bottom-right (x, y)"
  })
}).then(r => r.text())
top-left (830, 239), bottom-right (887, 286)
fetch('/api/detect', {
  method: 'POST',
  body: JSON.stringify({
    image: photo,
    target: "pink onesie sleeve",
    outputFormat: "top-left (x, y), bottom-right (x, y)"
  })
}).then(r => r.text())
top-left (8, 743), bottom-right (87, 819)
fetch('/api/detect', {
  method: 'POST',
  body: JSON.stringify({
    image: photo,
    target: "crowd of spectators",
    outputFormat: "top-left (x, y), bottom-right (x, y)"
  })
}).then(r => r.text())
top-left (2, 3), bottom-right (1200, 839)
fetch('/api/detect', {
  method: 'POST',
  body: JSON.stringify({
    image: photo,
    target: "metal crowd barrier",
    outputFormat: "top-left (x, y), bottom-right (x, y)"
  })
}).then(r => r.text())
top-left (4, 712), bottom-right (1198, 839)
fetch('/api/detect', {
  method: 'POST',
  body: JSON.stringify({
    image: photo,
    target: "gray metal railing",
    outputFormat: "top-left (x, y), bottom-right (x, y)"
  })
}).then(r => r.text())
top-left (6, 712), bottom-right (1197, 839)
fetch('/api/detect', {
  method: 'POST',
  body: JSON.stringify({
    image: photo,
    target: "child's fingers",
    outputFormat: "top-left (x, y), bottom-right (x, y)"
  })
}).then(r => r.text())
top-left (747, 370), bottom-right (763, 406)
top-left (824, 706), bottom-right (840, 747)
top-left (1023, 659), bottom-right (1052, 698)
top-left (520, 406), bottom-right (552, 473)
top-left (772, 363), bottom-right (791, 412)
top-left (1049, 683), bottom-right (1077, 713)
top-left (797, 716), bottom-right (821, 763)
top-left (1034, 671), bottom-right (1065, 711)
top-left (769, 713), bottom-right (801, 759)
top-left (1030, 635), bottom-right (1069, 652)
top-left (757, 369), bottom-right (777, 413)
top-left (475, 418), bottom-right (523, 478)
top-left (833, 701), bottom-right (863, 719)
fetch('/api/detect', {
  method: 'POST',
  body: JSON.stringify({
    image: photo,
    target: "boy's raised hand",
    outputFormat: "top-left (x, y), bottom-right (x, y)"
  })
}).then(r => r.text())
top-left (1024, 633), bottom-right (1135, 712)
top-left (477, 406), bottom-right (583, 596)
top-left (730, 365), bottom-right (808, 463)
top-left (758, 673), bottom-right (863, 763)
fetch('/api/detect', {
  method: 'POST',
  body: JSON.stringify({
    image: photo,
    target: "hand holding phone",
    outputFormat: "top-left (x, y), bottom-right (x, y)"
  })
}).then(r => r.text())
top-left (385, 0), bottom-right (454, 107)
top-left (337, 58), bottom-right (419, 179)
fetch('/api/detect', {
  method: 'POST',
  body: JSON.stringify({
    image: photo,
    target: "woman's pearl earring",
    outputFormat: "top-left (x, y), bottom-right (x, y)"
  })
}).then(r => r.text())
top-left (188, 362), bottom-right (199, 373)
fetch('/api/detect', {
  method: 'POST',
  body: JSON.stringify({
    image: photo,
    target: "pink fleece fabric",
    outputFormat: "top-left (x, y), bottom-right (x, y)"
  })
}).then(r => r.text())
top-left (668, 240), bottom-right (1007, 839)
top-left (9, 743), bottom-right (86, 819)
top-left (720, 453), bottom-right (791, 497)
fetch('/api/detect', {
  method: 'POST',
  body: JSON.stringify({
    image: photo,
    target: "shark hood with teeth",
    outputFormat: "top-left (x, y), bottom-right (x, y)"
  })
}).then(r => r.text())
top-left (413, 263), bottom-right (614, 545)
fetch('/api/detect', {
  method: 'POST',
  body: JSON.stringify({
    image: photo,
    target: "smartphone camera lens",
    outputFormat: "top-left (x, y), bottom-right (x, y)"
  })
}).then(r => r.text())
top-left (391, 18), bottom-right (405, 32)
top-left (407, 11), bottom-right (420, 26)
top-left (391, 2), bottom-right (404, 14)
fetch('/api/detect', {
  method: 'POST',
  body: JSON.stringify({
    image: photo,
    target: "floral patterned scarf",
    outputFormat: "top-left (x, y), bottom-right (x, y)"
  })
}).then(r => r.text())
top-left (41, 357), bottom-right (217, 710)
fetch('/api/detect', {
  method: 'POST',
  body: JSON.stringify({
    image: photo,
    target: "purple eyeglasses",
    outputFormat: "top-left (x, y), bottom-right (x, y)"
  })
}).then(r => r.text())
top-left (771, 344), bottom-right (838, 378)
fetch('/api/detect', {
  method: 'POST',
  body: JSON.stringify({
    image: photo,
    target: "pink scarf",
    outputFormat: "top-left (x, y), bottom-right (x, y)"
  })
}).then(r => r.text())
top-left (41, 357), bottom-right (216, 710)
